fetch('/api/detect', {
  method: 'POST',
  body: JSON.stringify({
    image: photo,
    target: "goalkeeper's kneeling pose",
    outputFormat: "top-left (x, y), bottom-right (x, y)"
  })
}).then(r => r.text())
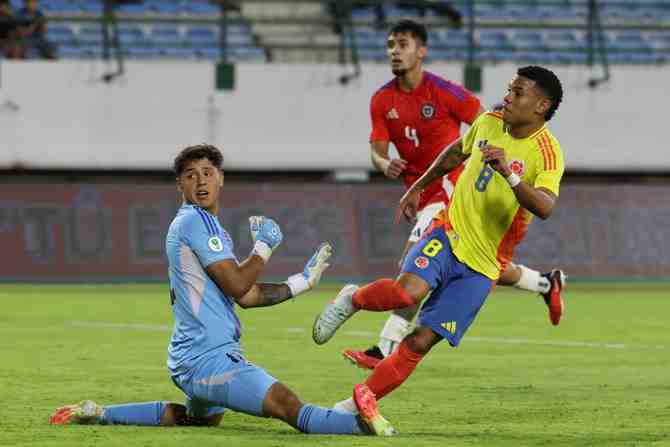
top-left (50, 144), bottom-right (396, 436)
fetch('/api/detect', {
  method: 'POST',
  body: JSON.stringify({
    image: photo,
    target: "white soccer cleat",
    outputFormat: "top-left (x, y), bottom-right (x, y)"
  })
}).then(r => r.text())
top-left (333, 397), bottom-right (358, 415)
top-left (312, 284), bottom-right (359, 345)
top-left (50, 400), bottom-right (104, 425)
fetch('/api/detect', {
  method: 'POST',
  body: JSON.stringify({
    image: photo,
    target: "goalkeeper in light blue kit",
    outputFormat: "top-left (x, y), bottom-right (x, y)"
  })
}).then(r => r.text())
top-left (50, 144), bottom-right (395, 436)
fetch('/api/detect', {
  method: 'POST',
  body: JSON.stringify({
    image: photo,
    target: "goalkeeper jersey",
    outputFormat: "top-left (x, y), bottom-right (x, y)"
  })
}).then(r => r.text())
top-left (444, 111), bottom-right (564, 280)
top-left (166, 204), bottom-right (242, 376)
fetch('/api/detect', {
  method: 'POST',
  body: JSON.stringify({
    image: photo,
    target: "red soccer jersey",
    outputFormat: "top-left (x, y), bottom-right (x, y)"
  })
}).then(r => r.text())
top-left (369, 71), bottom-right (480, 210)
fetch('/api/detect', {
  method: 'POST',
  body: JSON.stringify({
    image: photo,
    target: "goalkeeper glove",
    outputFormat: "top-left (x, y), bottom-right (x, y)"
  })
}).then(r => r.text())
top-left (286, 242), bottom-right (333, 297)
top-left (249, 216), bottom-right (283, 262)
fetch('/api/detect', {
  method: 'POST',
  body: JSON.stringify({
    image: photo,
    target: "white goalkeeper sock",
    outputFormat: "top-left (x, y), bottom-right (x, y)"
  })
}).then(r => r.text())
top-left (377, 313), bottom-right (411, 357)
top-left (514, 264), bottom-right (550, 294)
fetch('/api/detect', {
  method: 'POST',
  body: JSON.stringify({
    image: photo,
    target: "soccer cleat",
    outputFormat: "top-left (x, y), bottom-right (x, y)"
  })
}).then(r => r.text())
top-left (343, 346), bottom-right (385, 370)
top-left (353, 384), bottom-right (397, 436)
top-left (312, 284), bottom-right (359, 345)
top-left (50, 400), bottom-right (104, 425)
top-left (541, 269), bottom-right (566, 326)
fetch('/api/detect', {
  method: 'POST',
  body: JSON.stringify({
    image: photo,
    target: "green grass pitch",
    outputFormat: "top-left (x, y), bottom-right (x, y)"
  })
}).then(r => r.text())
top-left (1, 282), bottom-right (669, 446)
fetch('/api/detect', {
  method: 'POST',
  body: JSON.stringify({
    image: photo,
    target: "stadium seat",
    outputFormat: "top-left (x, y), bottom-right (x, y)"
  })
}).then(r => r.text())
top-left (198, 46), bottom-right (266, 62)
top-left (610, 31), bottom-right (651, 52)
top-left (647, 33), bottom-right (670, 51)
top-left (183, 1), bottom-right (219, 15)
top-left (386, 6), bottom-right (421, 19)
top-left (117, 2), bottom-right (152, 14)
top-left (41, 0), bottom-right (82, 14)
top-left (118, 25), bottom-right (147, 46)
top-left (432, 30), bottom-right (469, 49)
top-left (126, 46), bottom-right (162, 58)
top-left (545, 31), bottom-right (586, 50)
top-left (78, 1), bottom-right (103, 14)
top-left (161, 46), bottom-right (198, 58)
top-left (351, 6), bottom-right (376, 21)
top-left (147, 0), bottom-right (181, 15)
top-left (47, 25), bottom-right (76, 45)
top-left (149, 26), bottom-right (182, 45)
top-left (512, 31), bottom-right (545, 50)
top-left (57, 45), bottom-right (89, 59)
top-left (477, 31), bottom-right (509, 50)
top-left (77, 25), bottom-right (104, 45)
top-left (231, 46), bottom-right (266, 61)
top-left (186, 27), bottom-right (218, 46)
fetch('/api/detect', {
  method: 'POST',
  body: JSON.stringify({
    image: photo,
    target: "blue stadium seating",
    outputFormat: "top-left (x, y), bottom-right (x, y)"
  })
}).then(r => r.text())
top-left (126, 46), bottom-right (162, 58)
top-left (117, 25), bottom-right (146, 45)
top-left (34, 1), bottom-right (670, 65)
top-left (47, 24), bottom-right (75, 45)
top-left (149, 26), bottom-right (182, 45)
top-left (186, 27), bottom-right (218, 46)
top-left (160, 46), bottom-right (198, 58)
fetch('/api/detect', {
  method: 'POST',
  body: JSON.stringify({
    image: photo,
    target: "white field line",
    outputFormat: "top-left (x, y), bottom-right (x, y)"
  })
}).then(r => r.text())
top-left (66, 321), bottom-right (666, 350)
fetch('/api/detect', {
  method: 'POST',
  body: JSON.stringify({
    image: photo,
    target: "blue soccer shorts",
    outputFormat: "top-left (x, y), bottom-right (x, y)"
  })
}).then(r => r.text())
top-left (171, 350), bottom-right (277, 418)
top-left (400, 224), bottom-right (494, 347)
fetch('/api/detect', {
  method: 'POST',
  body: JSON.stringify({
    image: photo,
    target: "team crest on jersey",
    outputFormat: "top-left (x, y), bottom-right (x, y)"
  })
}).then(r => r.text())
top-left (415, 256), bottom-right (429, 269)
top-left (508, 159), bottom-right (525, 176)
top-left (421, 103), bottom-right (435, 119)
top-left (208, 236), bottom-right (224, 252)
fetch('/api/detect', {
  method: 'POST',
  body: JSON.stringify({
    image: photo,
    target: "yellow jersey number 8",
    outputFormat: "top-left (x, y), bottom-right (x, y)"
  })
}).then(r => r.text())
top-left (422, 239), bottom-right (443, 257)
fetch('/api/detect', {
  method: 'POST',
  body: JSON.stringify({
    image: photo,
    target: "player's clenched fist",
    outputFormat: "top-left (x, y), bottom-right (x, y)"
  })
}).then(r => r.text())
top-left (384, 158), bottom-right (408, 179)
top-left (249, 216), bottom-right (283, 262)
top-left (481, 145), bottom-right (511, 176)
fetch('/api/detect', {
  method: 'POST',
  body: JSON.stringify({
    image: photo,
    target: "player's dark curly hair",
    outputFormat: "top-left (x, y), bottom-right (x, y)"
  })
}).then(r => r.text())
top-left (173, 144), bottom-right (224, 176)
top-left (389, 19), bottom-right (428, 46)
top-left (517, 66), bottom-right (563, 121)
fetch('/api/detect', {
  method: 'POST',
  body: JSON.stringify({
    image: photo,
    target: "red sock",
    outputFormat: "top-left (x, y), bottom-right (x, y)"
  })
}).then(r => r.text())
top-left (352, 279), bottom-right (415, 311)
top-left (364, 342), bottom-right (424, 400)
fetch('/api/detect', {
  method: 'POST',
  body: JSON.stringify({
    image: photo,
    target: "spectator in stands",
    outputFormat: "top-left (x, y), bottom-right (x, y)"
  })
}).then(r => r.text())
top-left (16, 0), bottom-right (56, 59)
top-left (0, 0), bottom-right (22, 58)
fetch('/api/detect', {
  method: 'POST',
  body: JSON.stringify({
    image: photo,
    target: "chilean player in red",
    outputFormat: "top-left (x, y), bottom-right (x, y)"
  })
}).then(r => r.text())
top-left (343, 20), bottom-right (565, 371)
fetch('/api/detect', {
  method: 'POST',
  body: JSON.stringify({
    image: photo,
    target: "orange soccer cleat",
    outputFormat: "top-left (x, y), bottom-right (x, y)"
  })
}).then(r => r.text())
top-left (352, 384), bottom-right (396, 436)
top-left (541, 269), bottom-right (566, 325)
top-left (342, 346), bottom-right (385, 370)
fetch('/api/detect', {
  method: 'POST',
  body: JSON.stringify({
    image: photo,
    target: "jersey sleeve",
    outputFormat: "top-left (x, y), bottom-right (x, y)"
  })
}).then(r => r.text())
top-left (182, 211), bottom-right (236, 268)
top-left (533, 139), bottom-right (565, 197)
top-left (369, 93), bottom-right (390, 142)
top-left (437, 80), bottom-right (481, 125)
top-left (460, 113), bottom-right (484, 155)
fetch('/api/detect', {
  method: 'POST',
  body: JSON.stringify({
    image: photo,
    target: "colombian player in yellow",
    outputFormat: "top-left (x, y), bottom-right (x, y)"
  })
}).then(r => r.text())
top-left (313, 65), bottom-right (564, 409)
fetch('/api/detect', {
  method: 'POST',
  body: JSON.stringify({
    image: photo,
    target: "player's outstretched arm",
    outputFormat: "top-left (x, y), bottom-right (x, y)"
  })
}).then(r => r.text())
top-left (399, 139), bottom-right (468, 219)
top-left (235, 242), bottom-right (333, 308)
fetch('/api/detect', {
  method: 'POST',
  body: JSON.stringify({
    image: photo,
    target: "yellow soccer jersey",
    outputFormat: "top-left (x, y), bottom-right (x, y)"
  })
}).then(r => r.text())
top-left (444, 111), bottom-right (564, 280)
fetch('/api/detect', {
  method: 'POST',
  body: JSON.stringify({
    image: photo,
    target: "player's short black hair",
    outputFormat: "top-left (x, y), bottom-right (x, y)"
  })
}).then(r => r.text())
top-left (388, 19), bottom-right (428, 46)
top-left (517, 65), bottom-right (563, 121)
top-left (173, 144), bottom-right (223, 176)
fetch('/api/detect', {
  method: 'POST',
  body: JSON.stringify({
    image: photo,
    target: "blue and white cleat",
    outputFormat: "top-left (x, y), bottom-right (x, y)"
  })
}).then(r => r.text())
top-left (312, 284), bottom-right (359, 345)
